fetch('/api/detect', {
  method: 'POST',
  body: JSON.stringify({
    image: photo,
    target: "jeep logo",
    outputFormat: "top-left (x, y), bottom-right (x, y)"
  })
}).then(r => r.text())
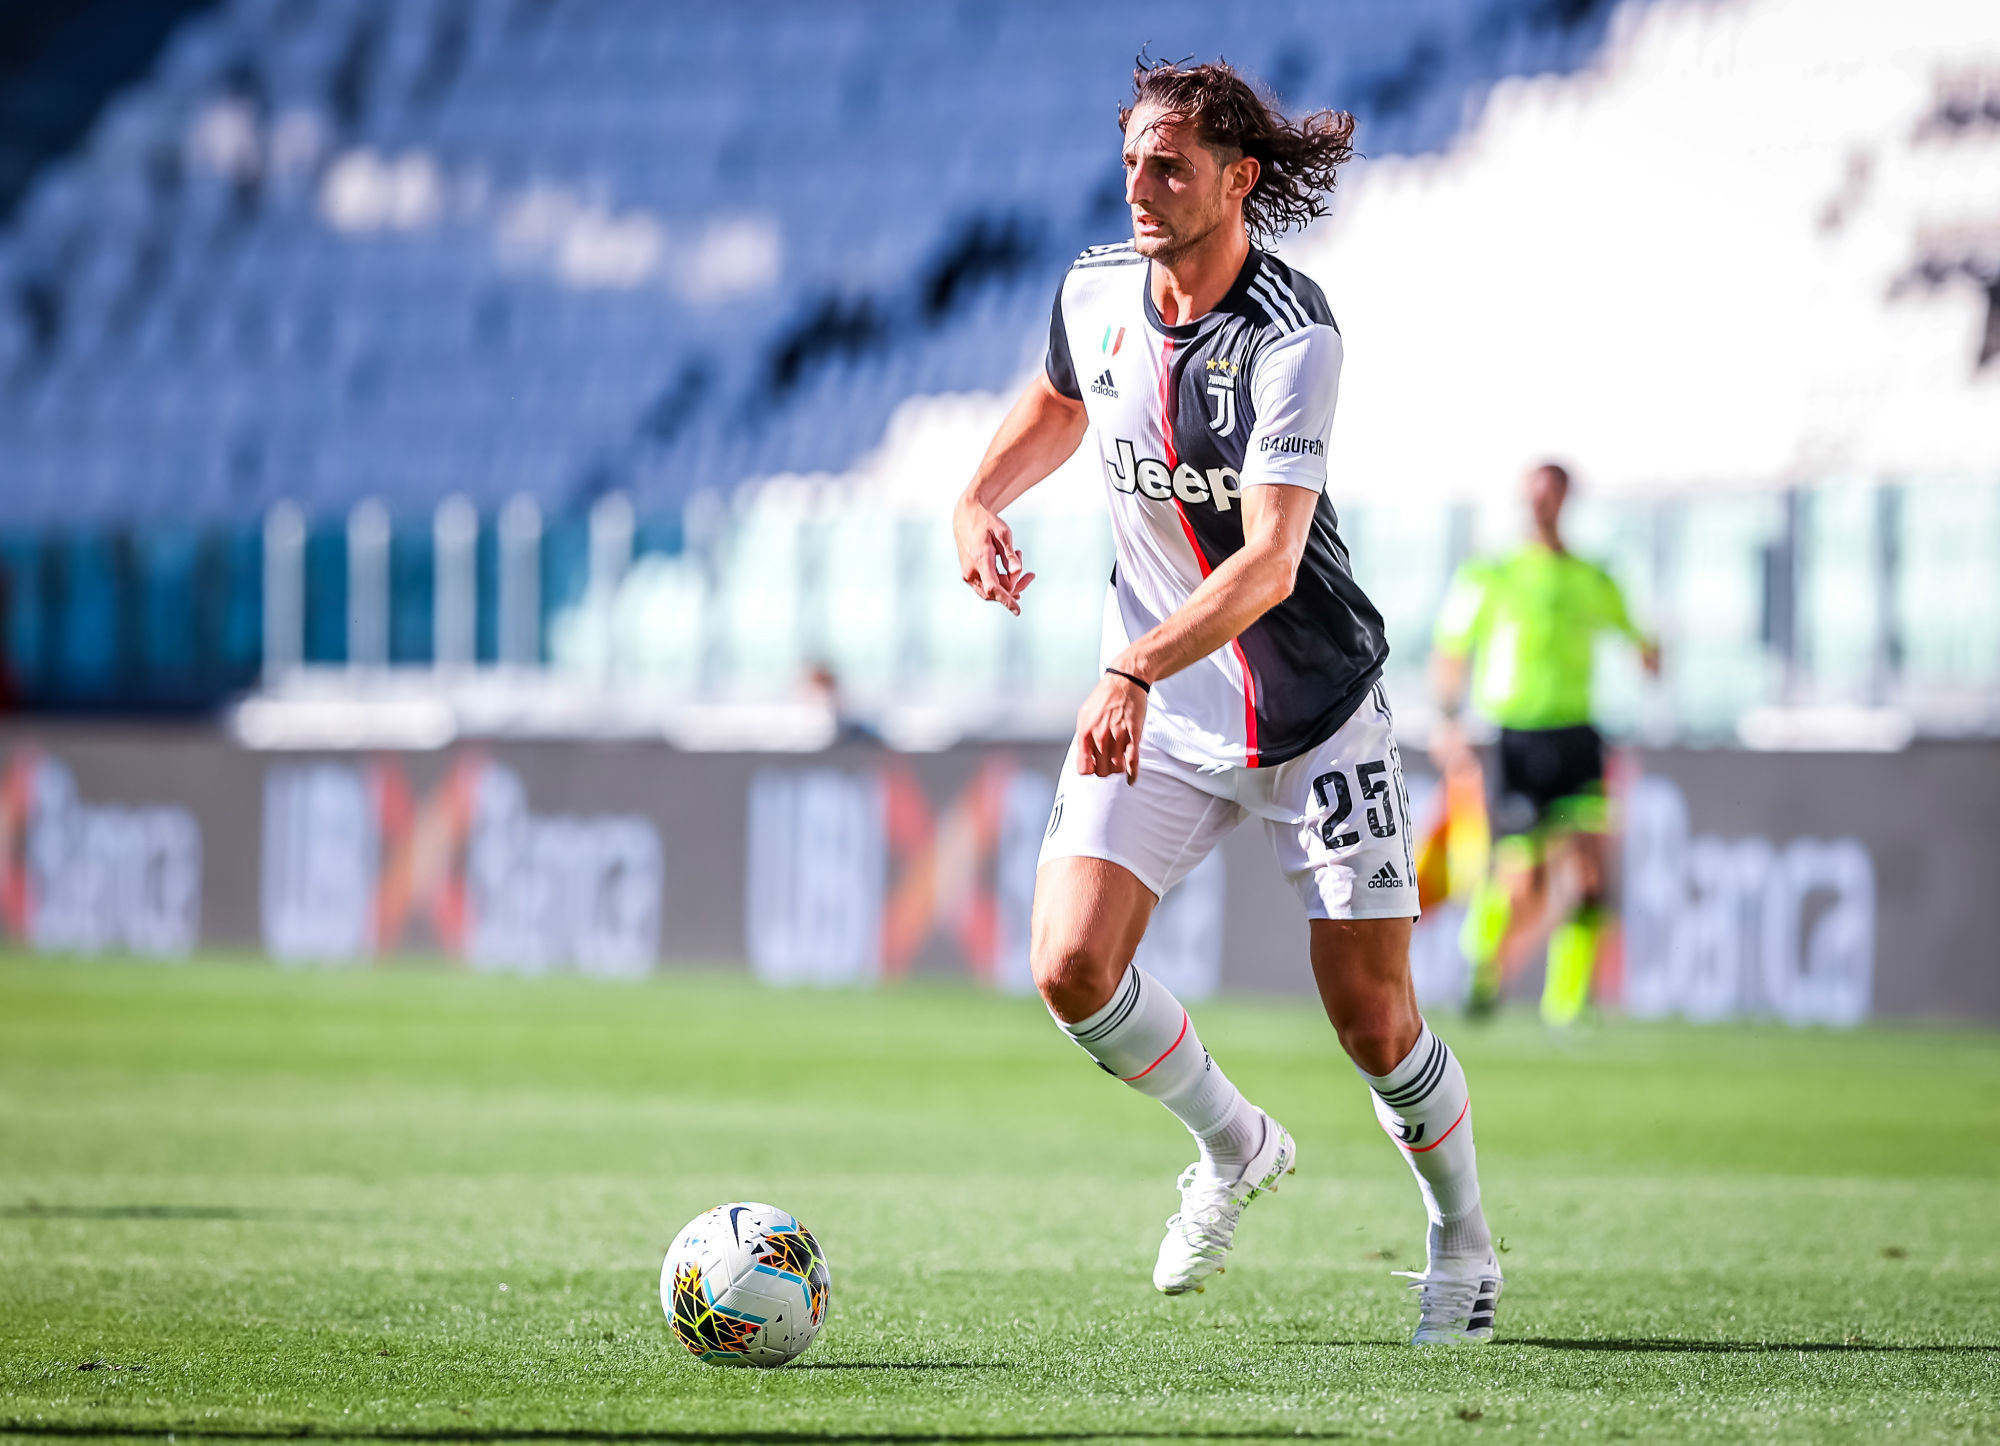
top-left (1103, 440), bottom-right (1243, 511)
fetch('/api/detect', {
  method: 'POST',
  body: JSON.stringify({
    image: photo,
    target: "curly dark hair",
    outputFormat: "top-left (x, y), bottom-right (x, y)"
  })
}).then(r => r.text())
top-left (1118, 58), bottom-right (1357, 242)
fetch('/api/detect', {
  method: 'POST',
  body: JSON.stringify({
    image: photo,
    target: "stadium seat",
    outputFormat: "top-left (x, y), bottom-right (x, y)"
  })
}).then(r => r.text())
top-left (4, 0), bottom-right (1811, 714)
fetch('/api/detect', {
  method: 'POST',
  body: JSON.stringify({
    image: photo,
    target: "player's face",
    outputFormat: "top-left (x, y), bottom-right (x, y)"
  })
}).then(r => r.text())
top-left (1122, 104), bottom-right (1241, 261)
top-left (1525, 468), bottom-right (1568, 532)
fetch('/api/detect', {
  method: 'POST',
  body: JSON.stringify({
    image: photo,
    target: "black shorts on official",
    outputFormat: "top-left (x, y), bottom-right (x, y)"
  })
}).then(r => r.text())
top-left (1492, 724), bottom-right (1606, 838)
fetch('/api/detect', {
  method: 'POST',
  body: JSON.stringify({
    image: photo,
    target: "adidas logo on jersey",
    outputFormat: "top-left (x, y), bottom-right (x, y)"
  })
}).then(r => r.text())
top-left (1367, 862), bottom-right (1403, 889)
top-left (1090, 369), bottom-right (1118, 398)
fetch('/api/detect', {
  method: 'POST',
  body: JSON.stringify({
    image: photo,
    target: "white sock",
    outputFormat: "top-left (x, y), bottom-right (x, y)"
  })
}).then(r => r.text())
top-left (1058, 965), bottom-right (1265, 1177)
top-left (1361, 1022), bottom-right (1491, 1269)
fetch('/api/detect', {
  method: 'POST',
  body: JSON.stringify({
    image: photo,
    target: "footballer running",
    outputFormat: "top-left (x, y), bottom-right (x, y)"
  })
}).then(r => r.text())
top-left (952, 60), bottom-right (1499, 1344)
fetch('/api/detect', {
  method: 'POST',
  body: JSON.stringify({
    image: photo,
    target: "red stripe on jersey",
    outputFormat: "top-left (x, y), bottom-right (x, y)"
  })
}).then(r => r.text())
top-left (1158, 336), bottom-right (1261, 767)
top-left (1158, 342), bottom-right (1207, 571)
top-left (1160, 339), bottom-right (1210, 573)
top-left (1235, 641), bottom-right (1260, 767)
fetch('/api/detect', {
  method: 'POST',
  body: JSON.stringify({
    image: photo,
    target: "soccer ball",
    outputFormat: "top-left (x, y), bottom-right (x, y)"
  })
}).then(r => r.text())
top-left (661, 1202), bottom-right (830, 1368)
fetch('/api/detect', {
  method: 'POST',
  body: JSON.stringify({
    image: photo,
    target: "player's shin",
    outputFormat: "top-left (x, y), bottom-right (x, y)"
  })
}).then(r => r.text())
top-left (1057, 965), bottom-right (1263, 1176)
top-left (1458, 880), bottom-right (1510, 1013)
top-left (1361, 1023), bottom-right (1490, 1268)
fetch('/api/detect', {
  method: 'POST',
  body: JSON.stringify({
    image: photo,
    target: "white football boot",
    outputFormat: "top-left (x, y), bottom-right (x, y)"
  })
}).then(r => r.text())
top-left (1152, 1114), bottom-right (1297, 1295)
top-left (1396, 1255), bottom-right (1503, 1344)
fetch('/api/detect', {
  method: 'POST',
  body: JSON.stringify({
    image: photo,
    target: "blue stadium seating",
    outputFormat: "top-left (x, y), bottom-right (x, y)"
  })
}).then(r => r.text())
top-left (0, 0), bottom-right (1618, 530)
top-left (0, 0), bottom-right (1624, 706)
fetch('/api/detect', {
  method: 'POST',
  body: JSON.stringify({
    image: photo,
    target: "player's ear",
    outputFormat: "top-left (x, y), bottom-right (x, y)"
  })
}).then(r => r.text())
top-left (1230, 154), bottom-right (1260, 203)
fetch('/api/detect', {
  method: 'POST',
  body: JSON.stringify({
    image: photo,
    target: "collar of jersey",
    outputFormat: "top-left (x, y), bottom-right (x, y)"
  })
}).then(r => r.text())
top-left (1141, 246), bottom-right (1266, 340)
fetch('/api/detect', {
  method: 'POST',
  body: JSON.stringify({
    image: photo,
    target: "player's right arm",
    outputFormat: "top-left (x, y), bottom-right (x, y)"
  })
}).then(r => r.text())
top-left (951, 373), bottom-right (1086, 616)
top-left (954, 279), bottom-right (1090, 615)
top-left (1429, 561), bottom-right (1488, 764)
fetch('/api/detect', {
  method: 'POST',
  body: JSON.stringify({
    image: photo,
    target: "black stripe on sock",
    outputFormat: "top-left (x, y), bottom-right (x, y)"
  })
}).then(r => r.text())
top-left (1377, 1034), bottom-right (1440, 1097)
top-left (1375, 1036), bottom-right (1447, 1108)
top-left (1078, 969), bottom-right (1141, 1042)
top-left (1388, 1046), bottom-right (1446, 1108)
top-left (1071, 969), bottom-right (1142, 1044)
top-left (1379, 1036), bottom-right (1445, 1105)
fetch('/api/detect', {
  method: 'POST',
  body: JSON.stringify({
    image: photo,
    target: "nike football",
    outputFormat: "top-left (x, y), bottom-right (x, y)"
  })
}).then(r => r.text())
top-left (661, 1202), bottom-right (830, 1367)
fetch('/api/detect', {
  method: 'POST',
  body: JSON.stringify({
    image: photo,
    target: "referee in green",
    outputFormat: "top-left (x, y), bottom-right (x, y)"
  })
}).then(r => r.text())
top-left (1429, 463), bottom-right (1660, 1026)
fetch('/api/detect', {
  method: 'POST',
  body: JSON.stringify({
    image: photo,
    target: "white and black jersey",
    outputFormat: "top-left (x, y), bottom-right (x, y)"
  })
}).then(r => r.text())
top-left (1046, 242), bottom-right (1389, 769)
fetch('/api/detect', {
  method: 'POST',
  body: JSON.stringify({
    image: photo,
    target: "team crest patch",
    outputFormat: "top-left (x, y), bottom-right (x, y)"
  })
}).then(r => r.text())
top-left (1205, 372), bottom-right (1236, 433)
top-left (1101, 325), bottom-right (1125, 356)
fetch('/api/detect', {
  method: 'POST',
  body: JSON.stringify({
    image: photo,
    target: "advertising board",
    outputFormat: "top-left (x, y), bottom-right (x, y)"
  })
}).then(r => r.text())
top-left (2, 723), bottom-right (1991, 1023)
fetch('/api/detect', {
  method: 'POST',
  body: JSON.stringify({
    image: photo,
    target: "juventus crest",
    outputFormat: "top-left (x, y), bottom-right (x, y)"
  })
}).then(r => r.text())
top-left (1206, 370), bottom-right (1236, 434)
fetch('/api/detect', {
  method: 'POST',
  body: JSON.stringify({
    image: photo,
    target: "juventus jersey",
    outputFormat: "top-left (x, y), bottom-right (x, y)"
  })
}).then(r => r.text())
top-left (1045, 241), bottom-right (1389, 769)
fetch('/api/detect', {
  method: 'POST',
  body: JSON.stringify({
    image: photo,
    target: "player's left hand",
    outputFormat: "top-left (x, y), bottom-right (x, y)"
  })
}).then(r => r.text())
top-left (1076, 670), bottom-right (1149, 783)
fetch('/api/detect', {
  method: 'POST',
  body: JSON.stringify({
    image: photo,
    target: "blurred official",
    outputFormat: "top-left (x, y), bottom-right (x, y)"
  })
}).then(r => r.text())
top-left (1431, 463), bottom-right (1660, 1026)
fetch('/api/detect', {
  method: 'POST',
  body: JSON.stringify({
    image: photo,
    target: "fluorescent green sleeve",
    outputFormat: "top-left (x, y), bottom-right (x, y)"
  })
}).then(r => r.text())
top-left (1595, 566), bottom-right (1647, 645)
top-left (1432, 563), bottom-right (1488, 657)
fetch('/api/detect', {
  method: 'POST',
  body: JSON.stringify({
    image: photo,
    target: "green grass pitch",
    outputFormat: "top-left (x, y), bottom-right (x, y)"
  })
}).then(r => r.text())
top-left (2, 956), bottom-right (1996, 1445)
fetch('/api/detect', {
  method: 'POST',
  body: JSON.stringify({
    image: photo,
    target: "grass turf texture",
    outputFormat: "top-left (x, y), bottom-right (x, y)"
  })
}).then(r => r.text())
top-left (1, 958), bottom-right (1996, 1445)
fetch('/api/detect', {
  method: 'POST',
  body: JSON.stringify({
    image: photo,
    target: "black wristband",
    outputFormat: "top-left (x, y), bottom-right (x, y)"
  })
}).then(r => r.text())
top-left (1104, 667), bottom-right (1151, 694)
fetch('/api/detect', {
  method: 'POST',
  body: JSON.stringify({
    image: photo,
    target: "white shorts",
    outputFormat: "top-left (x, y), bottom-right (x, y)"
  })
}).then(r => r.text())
top-left (1039, 682), bottom-right (1421, 921)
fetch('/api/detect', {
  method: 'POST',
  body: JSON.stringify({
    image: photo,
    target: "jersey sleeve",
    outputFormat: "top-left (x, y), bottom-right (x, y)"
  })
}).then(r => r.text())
top-left (1043, 277), bottom-right (1082, 401)
top-left (1432, 561), bottom-right (1490, 658)
top-left (1238, 325), bottom-right (1343, 491)
top-left (1592, 564), bottom-right (1647, 644)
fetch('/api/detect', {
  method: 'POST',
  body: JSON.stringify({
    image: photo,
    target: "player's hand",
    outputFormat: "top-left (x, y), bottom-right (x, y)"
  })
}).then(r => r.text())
top-left (1429, 715), bottom-right (1475, 775)
top-left (1076, 671), bottom-right (1148, 784)
top-left (952, 496), bottom-right (1035, 616)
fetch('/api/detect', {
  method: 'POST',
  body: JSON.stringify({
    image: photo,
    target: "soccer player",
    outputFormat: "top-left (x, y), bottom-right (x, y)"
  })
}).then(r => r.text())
top-left (951, 61), bottom-right (1499, 1345)
top-left (1430, 463), bottom-right (1661, 1026)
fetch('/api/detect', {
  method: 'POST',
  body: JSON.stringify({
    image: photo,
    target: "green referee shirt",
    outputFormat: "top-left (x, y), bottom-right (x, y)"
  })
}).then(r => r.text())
top-left (1432, 544), bottom-right (1648, 732)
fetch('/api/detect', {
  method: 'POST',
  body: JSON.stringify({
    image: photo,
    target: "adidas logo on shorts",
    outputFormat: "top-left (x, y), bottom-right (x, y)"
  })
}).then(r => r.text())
top-left (1090, 369), bottom-right (1118, 398)
top-left (1366, 861), bottom-right (1403, 889)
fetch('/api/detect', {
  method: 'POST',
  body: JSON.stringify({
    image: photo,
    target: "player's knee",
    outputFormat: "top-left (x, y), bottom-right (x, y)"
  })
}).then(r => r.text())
top-left (1574, 855), bottom-right (1607, 906)
top-left (1337, 1022), bottom-right (1411, 1078)
top-left (1030, 936), bottom-right (1124, 1023)
top-left (1505, 865), bottom-right (1542, 908)
top-left (1326, 992), bottom-right (1422, 1077)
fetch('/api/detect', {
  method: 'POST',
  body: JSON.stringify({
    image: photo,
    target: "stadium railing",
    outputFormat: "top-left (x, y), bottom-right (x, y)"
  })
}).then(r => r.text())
top-left (9, 474), bottom-right (1995, 752)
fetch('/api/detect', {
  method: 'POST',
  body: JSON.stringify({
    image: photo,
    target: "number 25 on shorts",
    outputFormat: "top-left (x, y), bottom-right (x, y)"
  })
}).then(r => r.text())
top-left (1312, 760), bottom-right (1398, 850)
